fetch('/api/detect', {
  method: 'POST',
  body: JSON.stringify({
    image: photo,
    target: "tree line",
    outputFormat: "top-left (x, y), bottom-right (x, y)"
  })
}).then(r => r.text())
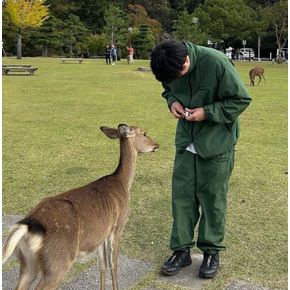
top-left (2, 0), bottom-right (288, 60)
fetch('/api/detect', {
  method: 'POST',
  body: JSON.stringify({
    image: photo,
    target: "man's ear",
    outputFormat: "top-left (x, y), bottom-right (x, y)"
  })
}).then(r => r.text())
top-left (183, 55), bottom-right (190, 67)
top-left (118, 124), bottom-right (134, 138)
top-left (100, 126), bottom-right (119, 139)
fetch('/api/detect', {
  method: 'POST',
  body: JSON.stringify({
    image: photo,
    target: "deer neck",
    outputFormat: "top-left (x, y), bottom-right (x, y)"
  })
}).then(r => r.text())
top-left (114, 138), bottom-right (137, 192)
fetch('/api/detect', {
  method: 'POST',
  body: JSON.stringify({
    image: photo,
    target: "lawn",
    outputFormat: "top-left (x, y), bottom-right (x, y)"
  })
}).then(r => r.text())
top-left (2, 57), bottom-right (288, 289)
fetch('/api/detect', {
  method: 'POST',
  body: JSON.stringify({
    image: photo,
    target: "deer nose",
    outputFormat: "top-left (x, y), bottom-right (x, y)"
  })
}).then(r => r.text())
top-left (153, 144), bottom-right (159, 151)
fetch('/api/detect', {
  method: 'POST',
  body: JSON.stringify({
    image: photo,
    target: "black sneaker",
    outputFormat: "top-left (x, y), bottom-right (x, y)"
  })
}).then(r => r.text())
top-left (160, 249), bottom-right (192, 276)
top-left (199, 252), bottom-right (219, 278)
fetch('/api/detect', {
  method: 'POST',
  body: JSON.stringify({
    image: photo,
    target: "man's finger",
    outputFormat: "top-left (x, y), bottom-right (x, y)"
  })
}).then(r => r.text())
top-left (172, 108), bottom-right (185, 118)
top-left (173, 111), bottom-right (184, 118)
top-left (176, 108), bottom-right (185, 115)
top-left (185, 108), bottom-right (195, 113)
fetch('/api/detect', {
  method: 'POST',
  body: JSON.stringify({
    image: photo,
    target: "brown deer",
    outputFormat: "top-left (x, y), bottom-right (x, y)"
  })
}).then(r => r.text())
top-left (3, 124), bottom-right (159, 290)
top-left (249, 66), bottom-right (265, 86)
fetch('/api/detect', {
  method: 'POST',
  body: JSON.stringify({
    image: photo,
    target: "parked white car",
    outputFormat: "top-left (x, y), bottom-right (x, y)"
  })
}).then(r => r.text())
top-left (239, 48), bottom-right (255, 59)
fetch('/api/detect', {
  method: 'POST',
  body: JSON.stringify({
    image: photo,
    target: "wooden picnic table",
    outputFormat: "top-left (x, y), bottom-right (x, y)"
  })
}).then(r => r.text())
top-left (60, 58), bottom-right (84, 64)
top-left (2, 65), bottom-right (38, 75)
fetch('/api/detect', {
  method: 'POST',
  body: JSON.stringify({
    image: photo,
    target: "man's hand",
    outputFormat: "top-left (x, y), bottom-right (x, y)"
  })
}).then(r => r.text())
top-left (185, 107), bottom-right (206, 122)
top-left (170, 102), bottom-right (185, 119)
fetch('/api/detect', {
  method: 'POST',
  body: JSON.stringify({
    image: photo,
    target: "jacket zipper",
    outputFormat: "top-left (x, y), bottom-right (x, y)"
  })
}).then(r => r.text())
top-left (188, 76), bottom-right (194, 142)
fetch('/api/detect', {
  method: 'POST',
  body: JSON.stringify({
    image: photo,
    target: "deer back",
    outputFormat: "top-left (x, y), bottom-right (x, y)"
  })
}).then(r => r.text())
top-left (249, 67), bottom-right (265, 79)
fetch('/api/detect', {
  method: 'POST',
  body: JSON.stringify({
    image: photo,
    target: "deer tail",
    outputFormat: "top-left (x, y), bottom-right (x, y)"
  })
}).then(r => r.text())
top-left (3, 224), bottom-right (28, 264)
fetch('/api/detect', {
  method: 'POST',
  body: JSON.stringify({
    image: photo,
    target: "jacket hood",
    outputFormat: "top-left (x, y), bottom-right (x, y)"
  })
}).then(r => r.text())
top-left (184, 42), bottom-right (199, 74)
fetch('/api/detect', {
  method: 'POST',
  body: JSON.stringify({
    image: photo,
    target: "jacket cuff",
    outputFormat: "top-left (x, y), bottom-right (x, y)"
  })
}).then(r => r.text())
top-left (203, 105), bottom-right (212, 120)
top-left (167, 97), bottom-right (177, 111)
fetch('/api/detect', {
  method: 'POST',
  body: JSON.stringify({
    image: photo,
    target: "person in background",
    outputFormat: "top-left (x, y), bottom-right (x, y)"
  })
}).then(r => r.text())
top-left (104, 45), bottom-right (111, 65)
top-left (111, 44), bottom-right (117, 65)
top-left (150, 40), bottom-right (252, 279)
top-left (127, 45), bottom-right (134, 64)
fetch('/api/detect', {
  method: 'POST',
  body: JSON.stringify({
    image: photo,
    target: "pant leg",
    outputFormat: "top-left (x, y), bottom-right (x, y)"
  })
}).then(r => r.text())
top-left (196, 148), bottom-right (235, 254)
top-left (170, 150), bottom-right (200, 251)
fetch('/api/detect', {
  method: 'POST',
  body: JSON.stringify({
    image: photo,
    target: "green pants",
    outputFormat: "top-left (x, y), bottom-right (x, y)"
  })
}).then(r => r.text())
top-left (170, 148), bottom-right (235, 254)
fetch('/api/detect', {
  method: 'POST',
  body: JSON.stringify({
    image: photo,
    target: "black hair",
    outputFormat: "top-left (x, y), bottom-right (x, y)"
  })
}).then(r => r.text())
top-left (18, 217), bottom-right (46, 234)
top-left (150, 40), bottom-right (188, 83)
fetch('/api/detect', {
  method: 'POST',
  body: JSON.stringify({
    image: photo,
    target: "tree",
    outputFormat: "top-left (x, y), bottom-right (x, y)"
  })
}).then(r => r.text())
top-left (61, 14), bottom-right (89, 57)
top-left (128, 4), bottom-right (162, 40)
top-left (129, 0), bottom-right (172, 31)
top-left (4, 0), bottom-right (49, 59)
top-left (249, 5), bottom-right (269, 60)
top-left (193, 0), bottom-right (256, 44)
top-left (185, 0), bottom-right (205, 13)
top-left (172, 10), bottom-right (206, 44)
top-left (264, 0), bottom-right (288, 62)
top-left (27, 16), bottom-right (63, 56)
top-left (87, 33), bottom-right (108, 56)
top-left (2, 9), bottom-right (18, 55)
top-left (168, 0), bottom-right (187, 10)
top-left (103, 4), bottom-right (129, 45)
top-left (76, 0), bottom-right (109, 34)
top-left (134, 24), bottom-right (155, 58)
top-left (45, 0), bottom-right (79, 18)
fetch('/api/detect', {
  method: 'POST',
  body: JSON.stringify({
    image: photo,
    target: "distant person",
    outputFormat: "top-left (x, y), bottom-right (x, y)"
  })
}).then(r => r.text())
top-left (111, 44), bottom-right (117, 65)
top-left (127, 45), bottom-right (134, 64)
top-left (104, 45), bottom-right (111, 65)
top-left (239, 51), bottom-right (244, 60)
top-left (235, 49), bottom-right (240, 61)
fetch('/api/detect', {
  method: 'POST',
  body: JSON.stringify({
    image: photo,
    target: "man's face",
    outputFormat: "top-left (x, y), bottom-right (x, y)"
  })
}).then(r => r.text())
top-left (177, 55), bottom-right (190, 78)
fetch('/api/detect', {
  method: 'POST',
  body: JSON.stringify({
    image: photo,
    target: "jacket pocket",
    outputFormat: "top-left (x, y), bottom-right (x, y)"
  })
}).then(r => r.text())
top-left (194, 121), bottom-right (232, 158)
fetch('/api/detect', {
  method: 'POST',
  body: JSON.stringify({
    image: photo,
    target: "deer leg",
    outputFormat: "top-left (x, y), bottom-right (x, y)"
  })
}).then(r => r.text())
top-left (97, 241), bottom-right (108, 290)
top-left (33, 254), bottom-right (74, 290)
top-left (33, 199), bottom-right (78, 289)
top-left (14, 248), bottom-right (38, 290)
top-left (262, 74), bottom-right (266, 83)
top-left (34, 272), bottom-right (66, 290)
top-left (257, 76), bottom-right (262, 86)
top-left (107, 230), bottom-right (122, 290)
top-left (34, 236), bottom-right (77, 289)
top-left (250, 76), bottom-right (255, 86)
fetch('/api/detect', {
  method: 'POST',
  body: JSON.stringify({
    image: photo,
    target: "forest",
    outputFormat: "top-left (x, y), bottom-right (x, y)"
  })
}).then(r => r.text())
top-left (2, 0), bottom-right (288, 59)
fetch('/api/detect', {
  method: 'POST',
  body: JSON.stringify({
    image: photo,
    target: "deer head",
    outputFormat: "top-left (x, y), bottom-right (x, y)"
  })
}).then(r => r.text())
top-left (100, 124), bottom-right (159, 153)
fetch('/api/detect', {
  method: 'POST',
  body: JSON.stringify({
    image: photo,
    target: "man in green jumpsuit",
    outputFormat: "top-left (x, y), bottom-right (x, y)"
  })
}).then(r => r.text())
top-left (150, 41), bottom-right (251, 278)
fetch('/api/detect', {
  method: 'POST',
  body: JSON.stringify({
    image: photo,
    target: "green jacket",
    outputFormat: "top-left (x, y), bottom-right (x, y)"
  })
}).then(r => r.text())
top-left (162, 42), bottom-right (252, 158)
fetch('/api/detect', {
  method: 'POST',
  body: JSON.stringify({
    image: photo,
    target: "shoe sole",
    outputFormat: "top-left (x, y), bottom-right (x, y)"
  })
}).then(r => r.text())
top-left (160, 261), bottom-right (192, 276)
top-left (198, 270), bottom-right (218, 279)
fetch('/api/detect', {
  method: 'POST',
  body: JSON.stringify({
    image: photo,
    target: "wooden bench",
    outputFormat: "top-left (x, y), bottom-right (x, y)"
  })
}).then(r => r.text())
top-left (60, 58), bottom-right (84, 64)
top-left (2, 65), bottom-right (38, 75)
top-left (3, 64), bottom-right (32, 68)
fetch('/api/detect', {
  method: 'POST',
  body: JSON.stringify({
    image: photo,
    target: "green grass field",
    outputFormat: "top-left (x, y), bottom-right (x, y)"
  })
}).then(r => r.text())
top-left (2, 57), bottom-right (288, 289)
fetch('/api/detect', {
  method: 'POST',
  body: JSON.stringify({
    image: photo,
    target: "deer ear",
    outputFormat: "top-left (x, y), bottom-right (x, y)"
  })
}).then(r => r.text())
top-left (100, 126), bottom-right (119, 139)
top-left (118, 124), bottom-right (134, 138)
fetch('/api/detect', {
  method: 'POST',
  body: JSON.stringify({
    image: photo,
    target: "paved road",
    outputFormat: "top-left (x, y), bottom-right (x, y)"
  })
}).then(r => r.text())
top-left (2, 215), bottom-right (273, 290)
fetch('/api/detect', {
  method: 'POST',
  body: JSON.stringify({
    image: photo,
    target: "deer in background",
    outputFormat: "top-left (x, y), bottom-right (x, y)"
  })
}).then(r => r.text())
top-left (249, 66), bottom-right (265, 86)
top-left (3, 124), bottom-right (159, 290)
